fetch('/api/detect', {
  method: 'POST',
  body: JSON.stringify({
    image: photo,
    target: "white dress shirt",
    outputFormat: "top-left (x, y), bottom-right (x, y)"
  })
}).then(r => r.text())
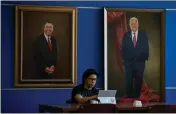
top-left (131, 30), bottom-right (138, 42)
top-left (44, 33), bottom-right (51, 42)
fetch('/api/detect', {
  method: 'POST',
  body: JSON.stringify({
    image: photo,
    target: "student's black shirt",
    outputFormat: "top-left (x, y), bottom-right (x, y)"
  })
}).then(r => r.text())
top-left (71, 84), bottom-right (99, 103)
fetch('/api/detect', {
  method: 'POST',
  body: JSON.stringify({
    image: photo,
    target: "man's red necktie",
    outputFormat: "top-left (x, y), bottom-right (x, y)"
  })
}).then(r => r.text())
top-left (133, 32), bottom-right (137, 47)
top-left (48, 38), bottom-right (52, 52)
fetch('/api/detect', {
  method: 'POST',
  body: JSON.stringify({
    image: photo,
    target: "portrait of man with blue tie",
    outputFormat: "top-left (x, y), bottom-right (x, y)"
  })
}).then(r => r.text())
top-left (121, 17), bottom-right (149, 98)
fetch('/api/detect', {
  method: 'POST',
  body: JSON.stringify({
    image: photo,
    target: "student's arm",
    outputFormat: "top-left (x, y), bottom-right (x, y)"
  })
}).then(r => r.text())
top-left (74, 94), bottom-right (97, 104)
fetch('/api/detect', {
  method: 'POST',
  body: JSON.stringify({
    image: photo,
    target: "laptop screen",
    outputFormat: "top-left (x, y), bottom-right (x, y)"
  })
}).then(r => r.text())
top-left (98, 90), bottom-right (117, 97)
top-left (97, 90), bottom-right (117, 104)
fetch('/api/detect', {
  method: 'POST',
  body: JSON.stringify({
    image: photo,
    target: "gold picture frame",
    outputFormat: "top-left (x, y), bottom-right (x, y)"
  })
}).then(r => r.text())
top-left (15, 5), bottom-right (77, 87)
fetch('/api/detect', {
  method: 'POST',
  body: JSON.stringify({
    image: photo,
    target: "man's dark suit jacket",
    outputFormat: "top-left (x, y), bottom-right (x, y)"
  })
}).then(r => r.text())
top-left (33, 33), bottom-right (57, 78)
top-left (121, 30), bottom-right (149, 63)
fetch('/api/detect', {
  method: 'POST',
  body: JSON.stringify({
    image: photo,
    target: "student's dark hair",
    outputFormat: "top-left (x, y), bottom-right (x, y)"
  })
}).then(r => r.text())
top-left (82, 68), bottom-right (99, 84)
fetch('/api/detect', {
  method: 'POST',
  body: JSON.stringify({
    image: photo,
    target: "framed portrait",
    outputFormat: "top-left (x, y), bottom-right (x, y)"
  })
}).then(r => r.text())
top-left (104, 8), bottom-right (165, 102)
top-left (15, 5), bottom-right (77, 87)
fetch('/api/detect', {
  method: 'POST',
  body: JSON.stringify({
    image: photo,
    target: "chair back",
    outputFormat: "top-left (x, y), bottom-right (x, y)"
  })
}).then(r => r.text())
top-left (66, 99), bottom-right (73, 104)
top-left (39, 104), bottom-right (63, 113)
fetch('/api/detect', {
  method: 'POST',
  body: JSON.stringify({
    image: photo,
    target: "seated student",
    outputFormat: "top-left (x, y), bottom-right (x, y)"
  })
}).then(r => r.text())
top-left (72, 69), bottom-right (99, 104)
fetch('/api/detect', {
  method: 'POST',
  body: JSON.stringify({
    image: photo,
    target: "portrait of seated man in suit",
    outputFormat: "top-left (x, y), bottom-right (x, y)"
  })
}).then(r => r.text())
top-left (72, 69), bottom-right (99, 104)
top-left (33, 21), bottom-right (58, 79)
top-left (121, 17), bottom-right (149, 98)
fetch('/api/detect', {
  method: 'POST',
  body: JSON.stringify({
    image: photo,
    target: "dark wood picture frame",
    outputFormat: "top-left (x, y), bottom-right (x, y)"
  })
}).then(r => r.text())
top-left (104, 8), bottom-right (165, 102)
top-left (15, 5), bottom-right (77, 88)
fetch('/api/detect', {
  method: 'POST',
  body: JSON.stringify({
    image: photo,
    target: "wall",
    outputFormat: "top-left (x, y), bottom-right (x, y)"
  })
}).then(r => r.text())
top-left (1, 1), bottom-right (176, 113)
top-left (1, 3), bottom-right (104, 113)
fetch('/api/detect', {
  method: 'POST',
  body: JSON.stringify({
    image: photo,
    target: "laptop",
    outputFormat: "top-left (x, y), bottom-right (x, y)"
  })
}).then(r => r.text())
top-left (97, 90), bottom-right (117, 104)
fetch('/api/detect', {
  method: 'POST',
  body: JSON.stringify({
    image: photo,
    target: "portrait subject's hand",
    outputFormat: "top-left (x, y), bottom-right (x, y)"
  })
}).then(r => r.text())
top-left (50, 65), bottom-right (55, 72)
top-left (45, 67), bottom-right (53, 74)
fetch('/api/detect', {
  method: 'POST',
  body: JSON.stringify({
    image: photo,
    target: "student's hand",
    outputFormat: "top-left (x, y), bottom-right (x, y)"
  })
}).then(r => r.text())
top-left (90, 100), bottom-right (98, 104)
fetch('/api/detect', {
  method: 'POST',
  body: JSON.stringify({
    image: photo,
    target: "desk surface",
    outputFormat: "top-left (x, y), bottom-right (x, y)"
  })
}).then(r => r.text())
top-left (116, 102), bottom-right (160, 108)
top-left (39, 103), bottom-right (176, 113)
top-left (39, 104), bottom-right (81, 113)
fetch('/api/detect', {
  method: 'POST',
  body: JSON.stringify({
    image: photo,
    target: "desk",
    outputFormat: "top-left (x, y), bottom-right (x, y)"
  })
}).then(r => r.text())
top-left (39, 104), bottom-right (80, 113)
top-left (148, 103), bottom-right (176, 113)
top-left (39, 103), bottom-right (176, 113)
top-left (39, 104), bottom-right (115, 113)
top-left (116, 103), bottom-right (149, 113)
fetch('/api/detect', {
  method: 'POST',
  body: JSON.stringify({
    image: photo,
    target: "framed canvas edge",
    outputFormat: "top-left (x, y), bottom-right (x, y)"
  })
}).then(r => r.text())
top-left (14, 5), bottom-right (78, 88)
top-left (104, 7), bottom-right (166, 102)
top-left (104, 7), bottom-right (165, 12)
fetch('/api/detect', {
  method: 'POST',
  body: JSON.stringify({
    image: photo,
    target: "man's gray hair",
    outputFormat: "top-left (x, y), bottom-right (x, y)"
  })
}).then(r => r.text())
top-left (129, 17), bottom-right (139, 24)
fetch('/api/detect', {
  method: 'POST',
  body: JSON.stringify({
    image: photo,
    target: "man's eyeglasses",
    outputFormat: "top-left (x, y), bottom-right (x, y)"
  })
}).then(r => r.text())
top-left (87, 78), bottom-right (97, 81)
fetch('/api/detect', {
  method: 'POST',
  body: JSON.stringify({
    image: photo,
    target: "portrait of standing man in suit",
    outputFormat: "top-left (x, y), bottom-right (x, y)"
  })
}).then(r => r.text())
top-left (14, 5), bottom-right (77, 87)
top-left (33, 21), bottom-right (57, 79)
top-left (121, 17), bottom-right (149, 98)
top-left (106, 9), bottom-right (165, 102)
